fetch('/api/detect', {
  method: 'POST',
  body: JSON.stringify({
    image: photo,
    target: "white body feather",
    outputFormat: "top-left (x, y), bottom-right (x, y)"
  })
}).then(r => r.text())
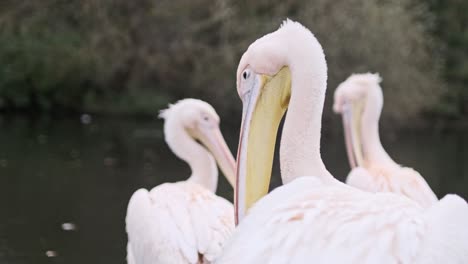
top-left (347, 166), bottom-right (438, 208)
top-left (216, 177), bottom-right (468, 264)
top-left (127, 182), bottom-right (234, 264)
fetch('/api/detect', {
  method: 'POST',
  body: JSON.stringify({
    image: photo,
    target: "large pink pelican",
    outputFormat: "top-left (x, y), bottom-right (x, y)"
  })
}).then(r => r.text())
top-left (215, 20), bottom-right (468, 263)
top-left (126, 99), bottom-right (236, 264)
top-left (333, 73), bottom-right (437, 208)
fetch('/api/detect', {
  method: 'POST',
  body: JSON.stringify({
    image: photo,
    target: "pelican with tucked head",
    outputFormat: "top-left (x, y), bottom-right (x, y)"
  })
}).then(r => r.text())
top-left (126, 99), bottom-right (236, 264)
top-left (215, 20), bottom-right (468, 263)
top-left (333, 73), bottom-right (437, 207)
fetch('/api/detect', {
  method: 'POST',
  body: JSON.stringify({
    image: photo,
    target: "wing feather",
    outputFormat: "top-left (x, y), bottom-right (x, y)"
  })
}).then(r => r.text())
top-left (216, 177), bottom-right (468, 264)
top-left (346, 166), bottom-right (438, 208)
top-left (416, 194), bottom-right (468, 264)
top-left (126, 182), bottom-right (234, 264)
top-left (396, 167), bottom-right (438, 208)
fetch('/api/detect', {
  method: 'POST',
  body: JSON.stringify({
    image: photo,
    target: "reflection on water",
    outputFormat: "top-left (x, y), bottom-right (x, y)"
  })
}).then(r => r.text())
top-left (0, 115), bottom-right (466, 264)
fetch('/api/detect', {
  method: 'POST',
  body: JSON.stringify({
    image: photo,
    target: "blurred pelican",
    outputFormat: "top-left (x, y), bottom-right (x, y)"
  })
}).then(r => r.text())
top-left (333, 73), bottom-right (437, 208)
top-left (126, 99), bottom-right (236, 264)
top-left (215, 20), bottom-right (468, 263)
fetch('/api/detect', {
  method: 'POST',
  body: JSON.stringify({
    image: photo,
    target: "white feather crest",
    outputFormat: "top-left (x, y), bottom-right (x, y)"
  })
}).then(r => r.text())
top-left (158, 103), bottom-right (174, 119)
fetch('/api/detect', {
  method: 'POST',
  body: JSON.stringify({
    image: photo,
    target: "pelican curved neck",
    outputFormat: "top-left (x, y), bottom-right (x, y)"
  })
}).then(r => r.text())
top-left (164, 123), bottom-right (218, 192)
top-left (360, 89), bottom-right (396, 168)
top-left (279, 35), bottom-right (333, 184)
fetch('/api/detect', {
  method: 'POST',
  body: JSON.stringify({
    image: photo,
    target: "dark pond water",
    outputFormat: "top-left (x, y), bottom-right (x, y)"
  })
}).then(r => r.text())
top-left (0, 115), bottom-right (466, 264)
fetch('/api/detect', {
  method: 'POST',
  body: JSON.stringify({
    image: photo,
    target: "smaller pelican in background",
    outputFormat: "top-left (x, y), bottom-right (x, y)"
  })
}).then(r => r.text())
top-left (126, 99), bottom-right (236, 264)
top-left (333, 73), bottom-right (437, 208)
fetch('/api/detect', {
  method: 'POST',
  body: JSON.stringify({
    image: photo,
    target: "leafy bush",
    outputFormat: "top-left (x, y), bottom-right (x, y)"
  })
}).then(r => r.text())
top-left (0, 0), bottom-right (446, 125)
top-left (429, 0), bottom-right (468, 119)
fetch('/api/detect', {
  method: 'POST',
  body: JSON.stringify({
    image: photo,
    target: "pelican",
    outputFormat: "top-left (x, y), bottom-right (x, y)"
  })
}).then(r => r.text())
top-left (215, 20), bottom-right (468, 263)
top-left (333, 73), bottom-right (437, 208)
top-left (126, 99), bottom-right (236, 264)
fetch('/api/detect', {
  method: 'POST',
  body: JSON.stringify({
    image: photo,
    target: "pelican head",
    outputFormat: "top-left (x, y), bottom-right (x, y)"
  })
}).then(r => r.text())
top-left (333, 73), bottom-right (383, 168)
top-left (235, 19), bottom-right (327, 223)
top-left (159, 99), bottom-right (235, 187)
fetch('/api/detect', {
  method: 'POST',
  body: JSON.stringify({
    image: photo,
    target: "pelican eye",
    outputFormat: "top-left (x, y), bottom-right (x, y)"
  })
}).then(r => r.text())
top-left (242, 70), bottom-right (250, 80)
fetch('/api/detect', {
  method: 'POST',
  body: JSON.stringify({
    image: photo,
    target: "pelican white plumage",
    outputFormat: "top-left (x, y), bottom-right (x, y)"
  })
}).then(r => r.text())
top-left (215, 20), bottom-right (468, 263)
top-left (333, 73), bottom-right (437, 208)
top-left (126, 99), bottom-right (236, 264)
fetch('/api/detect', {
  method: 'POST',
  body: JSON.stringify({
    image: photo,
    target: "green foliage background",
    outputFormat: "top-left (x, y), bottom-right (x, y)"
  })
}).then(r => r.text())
top-left (429, 0), bottom-right (468, 119)
top-left (0, 0), bottom-right (465, 125)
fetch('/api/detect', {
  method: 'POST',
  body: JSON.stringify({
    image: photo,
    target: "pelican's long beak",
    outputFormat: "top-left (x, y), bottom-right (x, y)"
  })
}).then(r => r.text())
top-left (341, 100), bottom-right (365, 169)
top-left (197, 126), bottom-right (236, 188)
top-left (235, 67), bottom-right (291, 224)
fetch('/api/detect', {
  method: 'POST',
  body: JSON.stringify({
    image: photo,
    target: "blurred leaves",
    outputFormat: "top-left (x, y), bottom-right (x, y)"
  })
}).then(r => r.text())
top-left (429, 0), bottom-right (468, 118)
top-left (0, 0), bottom-right (452, 124)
